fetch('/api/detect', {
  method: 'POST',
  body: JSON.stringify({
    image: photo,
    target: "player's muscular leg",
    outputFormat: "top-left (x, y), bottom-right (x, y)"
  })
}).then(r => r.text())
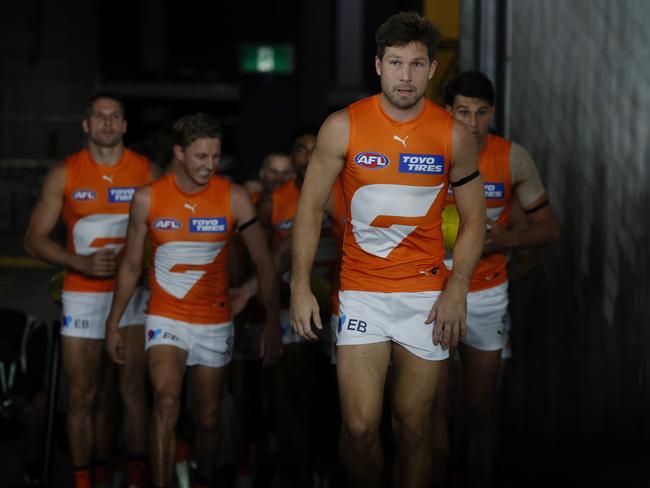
top-left (148, 345), bottom-right (187, 487)
top-left (390, 343), bottom-right (441, 488)
top-left (459, 344), bottom-right (501, 488)
top-left (337, 342), bottom-right (390, 487)
top-left (430, 358), bottom-right (451, 487)
top-left (94, 357), bottom-right (118, 462)
top-left (120, 324), bottom-right (149, 453)
top-left (61, 337), bottom-right (105, 467)
top-left (188, 364), bottom-right (228, 482)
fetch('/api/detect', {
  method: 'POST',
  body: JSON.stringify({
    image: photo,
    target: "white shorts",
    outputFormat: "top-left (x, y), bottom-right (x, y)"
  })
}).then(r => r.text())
top-left (145, 315), bottom-right (234, 368)
top-left (61, 288), bottom-right (148, 340)
top-left (280, 308), bottom-right (305, 345)
top-left (463, 282), bottom-right (509, 351)
top-left (337, 290), bottom-right (448, 361)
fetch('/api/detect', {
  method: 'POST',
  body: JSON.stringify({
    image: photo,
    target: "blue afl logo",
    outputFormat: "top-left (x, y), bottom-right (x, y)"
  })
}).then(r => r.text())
top-left (354, 152), bottom-right (390, 170)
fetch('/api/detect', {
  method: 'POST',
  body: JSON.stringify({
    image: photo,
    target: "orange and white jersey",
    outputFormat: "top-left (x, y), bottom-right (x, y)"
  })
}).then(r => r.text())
top-left (271, 180), bottom-right (338, 278)
top-left (62, 148), bottom-right (152, 293)
top-left (340, 95), bottom-right (452, 293)
top-left (147, 174), bottom-right (234, 324)
top-left (271, 180), bottom-right (300, 244)
top-left (329, 178), bottom-right (346, 315)
top-left (446, 134), bottom-right (512, 291)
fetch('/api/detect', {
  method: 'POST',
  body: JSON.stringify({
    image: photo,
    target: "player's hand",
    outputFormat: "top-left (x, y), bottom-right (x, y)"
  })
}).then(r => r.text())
top-left (78, 248), bottom-right (118, 277)
top-left (260, 319), bottom-right (283, 367)
top-left (105, 324), bottom-right (125, 364)
top-left (426, 281), bottom-right (467, 350)
top-left (289, 286), bottom-right (321, 341)
top-left (484, 218), bottom-right (513, 254)
top-left (230, 284), bottom-right (252, 316)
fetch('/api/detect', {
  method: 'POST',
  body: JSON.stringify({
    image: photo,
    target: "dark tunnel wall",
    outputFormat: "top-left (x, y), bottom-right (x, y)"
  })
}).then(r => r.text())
top-left (506, 0), bottom-right (650, 445)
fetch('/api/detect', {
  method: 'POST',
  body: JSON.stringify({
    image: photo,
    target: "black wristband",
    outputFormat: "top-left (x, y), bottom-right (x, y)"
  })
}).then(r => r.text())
top-left (450, 169), bottom-right (481, 188)
top-left (238, 216), bottom-right (258, 232)
top-left (524, 200), bottom-right (550, 214)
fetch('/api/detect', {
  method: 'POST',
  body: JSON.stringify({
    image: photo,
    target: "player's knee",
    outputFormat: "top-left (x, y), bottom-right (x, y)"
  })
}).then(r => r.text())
top-left (67, 381), bottom-right (97, 414)
top-left (342, 418), bottom-right (379, 452)
top-left (466, 393), bottom-right (497, 426)
top-left (195, 405), bottom-right (220, 433)
top-left (120, 373), bottom-right (146, 406)
top-left (153, 392), bottom-right (180, 424)
top-left (393, 413), bottom-right (428, 450)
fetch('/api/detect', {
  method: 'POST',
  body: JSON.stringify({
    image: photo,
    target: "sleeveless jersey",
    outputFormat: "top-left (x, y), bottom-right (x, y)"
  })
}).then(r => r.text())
top-left (62, 148), bottom-right (151, 292)
top-left (340, 95), bottom-right (452, 292)
top-left (147, 174), bottom-right (234, 324)
top-left (446, 134), bottom-right (513, 291)
top-left (271, 180), bottom-right (338, 278)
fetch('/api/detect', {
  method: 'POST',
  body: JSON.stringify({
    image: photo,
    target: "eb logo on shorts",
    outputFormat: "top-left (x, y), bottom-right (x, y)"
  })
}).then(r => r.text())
top-left (340, 316), bottom-right (368, 333)
top-left (399, 154), bottom-right (444, 174)
top-left (147, 328), bottom-right (179, 342)
top-left (62, 315), bottom-right (90, 329)
top-left (190, 218), bottom-right (227, 233)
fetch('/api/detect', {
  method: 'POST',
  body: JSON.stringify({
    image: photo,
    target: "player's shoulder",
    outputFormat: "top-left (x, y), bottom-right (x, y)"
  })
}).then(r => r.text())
top-left (507, 140), bottom-right (536, 171)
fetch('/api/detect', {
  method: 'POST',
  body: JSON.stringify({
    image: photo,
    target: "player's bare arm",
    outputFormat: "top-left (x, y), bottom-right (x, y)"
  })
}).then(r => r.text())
top-left (290, 110), bottom-right (348, 340)
top-left (24, 162), bottom-right (117, 276)
top-left (234, 184), bottom-right (282, 367)
top-left (429, 119), bottom-right (485, 349)
top-left (256, 191), bottom-right (274, 242)
top-left (105, 186), bottom-right (150, 364)
top-left (486, 144), bottom-right (559, 251)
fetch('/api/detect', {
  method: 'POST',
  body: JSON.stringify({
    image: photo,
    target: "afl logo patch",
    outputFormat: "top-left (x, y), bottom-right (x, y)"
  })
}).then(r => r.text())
top-left (71, 189), bottom-right (96, 201)
top-left (354, 152), bottom-right (390, 170)
top-left (153, 218), bottom-right (182, 230)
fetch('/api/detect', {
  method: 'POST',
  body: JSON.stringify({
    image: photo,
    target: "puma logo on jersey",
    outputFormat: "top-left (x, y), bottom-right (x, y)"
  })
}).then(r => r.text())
top-left (393, 135), bottom-right (409, 148)
top-left (398, 154), bottom-right (444, 174)
top-left (102, 174), bottom-right (114, 184)
top-left (184, 203), bottom-right (197, 213)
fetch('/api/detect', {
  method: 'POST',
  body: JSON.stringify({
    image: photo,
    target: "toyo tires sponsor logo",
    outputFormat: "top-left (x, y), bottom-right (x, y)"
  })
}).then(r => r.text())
top-left (398, 154), bottom-right (444, 174)
top-left (354, 152), bottom-right (390, 170)
top-left (484, 183), bottom-right (505, 199)
top-left (108, 187), bottom-right (137, 203)
top-left (190, 217), bottom-right (227, 233)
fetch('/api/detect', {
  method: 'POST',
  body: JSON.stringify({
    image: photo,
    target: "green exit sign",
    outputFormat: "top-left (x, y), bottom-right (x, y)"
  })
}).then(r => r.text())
top-left (241, 44), bottom-right (294, 74)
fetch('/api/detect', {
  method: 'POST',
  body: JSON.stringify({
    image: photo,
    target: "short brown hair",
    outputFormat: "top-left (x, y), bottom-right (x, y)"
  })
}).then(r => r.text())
top-left (172, 113), bottom-right (223, 149)
top-left (376, 12), bottom-right (441, 62)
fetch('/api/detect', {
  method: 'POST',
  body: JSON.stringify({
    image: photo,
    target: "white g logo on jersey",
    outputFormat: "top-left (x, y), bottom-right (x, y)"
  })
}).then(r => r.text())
top-left (72, 214), bottom-right (129, 255)
top-left (154, 241), bottom-right (225, 299)
top-left (350, 184), bottom-right (444, 258)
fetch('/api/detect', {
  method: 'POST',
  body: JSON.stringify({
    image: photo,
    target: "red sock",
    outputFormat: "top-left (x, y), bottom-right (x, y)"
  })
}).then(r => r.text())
top-left (73, 467), bottom-right (92, 488)
top-left (94, 461), bottom-right (111, 485)
top-left (126, 457), bottom-right (148, 487)
top-left (176, 438), bottom-right (190, 463)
